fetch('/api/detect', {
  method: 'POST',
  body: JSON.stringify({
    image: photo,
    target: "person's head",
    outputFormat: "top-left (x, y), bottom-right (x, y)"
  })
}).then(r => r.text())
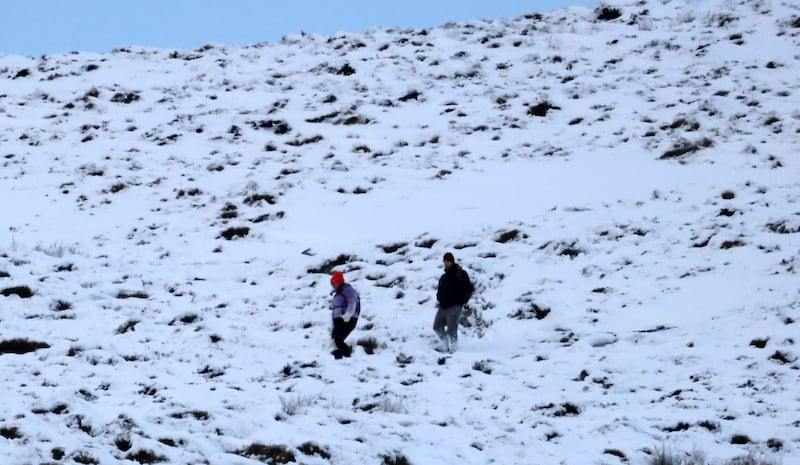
top-left (443, 252), bottom-right (455, 269)
top-left (330, 271), bottom-right (345, 289)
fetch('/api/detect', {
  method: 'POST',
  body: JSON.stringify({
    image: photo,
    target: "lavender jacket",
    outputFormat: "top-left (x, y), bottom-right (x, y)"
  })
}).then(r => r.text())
top-left (330, 283), bottom-right (361, 320)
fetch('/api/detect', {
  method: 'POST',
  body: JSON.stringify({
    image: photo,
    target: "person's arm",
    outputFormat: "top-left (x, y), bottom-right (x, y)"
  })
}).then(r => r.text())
top-left (343, 286), bottom-right (359, 318)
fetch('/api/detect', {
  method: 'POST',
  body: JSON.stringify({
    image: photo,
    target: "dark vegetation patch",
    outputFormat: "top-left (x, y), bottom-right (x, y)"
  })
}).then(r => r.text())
top-left (235, 443), bottom-right (296, 464)
top-left (298, 442), bottom-right (332, 460)
top-left (286, 134), bottom-right (324, 146)
top-left (399, 90), bottom-right (422, 102)
top-left (175, 187), bottom-right (202, 198)
top-left (1, 285), bottom-right (34, 298)
top-left (220, 203), bottom-right (238, 219)
top-left (125, 449), bottom-right (168, 464)
top-left (169, 410), bottom-right (210, 420)
top-left (509, 302), bottom-right (551, 320)
top-left (331, 63), bottom-right (356, 75)
top-left (52, 447), bottom-right (66, 460)
top-left (382, 452), bottom-right (412, 465)
top-left (396, 353), bottom-right (414, 367)
top-left (56, 263), bottom-right (76, 272)
top-left (243, 193), bottom-right (277, 205)
top-left (604, 449), bottom-right (627, 461)
top-left (720, 240), bottom-right (745, 249)
top-left (108, 182), bottom-right (127, 194)
top-left (115, 437), bottom-right (133, 451)
top-left (73, 452), bottom-right (99, 464)
top-left (659, 138), bottom-right (714, 159)
top-left (636, 325), bottom-right (673, 334)
top-left (357, 337), bottom-right (379, 355)
top-left (472, 360), bottom-right (493, 374)
top-left (32, 403), bottom-right (69, 415)
top-left (111, 92), bottom-right (141, 104)
top-left (0, 338), bottom-right (50, 355)
top-left (198, 365), bottom-right (225, 378)
top-left (766, 220), bottom-right (800, 234)
top-left (306, 111), bottom-right (340, 123)
top-left (536, 402), bottom-right (581, 417)
top-left (692, 235), bottom-right (711, 248)
top-left (248, 119), bottom-right (292, 135)
top-left (414, 238), bottom-right (437, 249)
top-left (308, 254), bottom-right (357, 274)
top-left (250, 211), bottom-right (285, 223)
top-left (731, 434), bottom-right (751, 445)
top-left (219, 226), bottom-right (250, 240)
top-left (769, 351), bottom-right (795, 364)
top-left (697, 420), bottom-right (720, 432)
top-left (379, 242), bottom-right (408, 253)
top-left (117, 290), bottom-right (149, 299)
top-left (539, 240), bottom-right (584, 258)
top-left (527, 101), bottom-right (561, 117)
top-left (158, 437), bottom-right (184, 447)
top-left (13, 68), bottom-right (31, 79)
top-left (767, 438), bottom-right (784, 452)
top-left (597, 7), bottom-right (622, 21)
top-left (663, 421), bottom-right (691, 432)
top-left (495, 229), bottom-right (522, 243)
top-left (0, 426), bottom-right (22, 439)
top-left (115, 319), bottom-right (140, 334)
top-left (662, 117), bottom-right (700, 131)
top-left (176, 313), bottom-right (199, 324)
top-left (339, 114), bottom-right (372, 125)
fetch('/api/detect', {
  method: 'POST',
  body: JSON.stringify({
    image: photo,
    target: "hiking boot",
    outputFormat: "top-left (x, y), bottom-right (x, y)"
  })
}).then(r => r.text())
top-left (435, 336), bottom-right (449, 353)
top-left (448, 338), bottom-right (457, 353)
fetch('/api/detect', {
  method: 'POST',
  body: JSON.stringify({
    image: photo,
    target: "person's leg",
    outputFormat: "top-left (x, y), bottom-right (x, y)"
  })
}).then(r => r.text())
top-left (340, 318), bottom-right (357, 356)
top-left (432, 307), bottom-right (448, 343)
top-left (331, 319), bottom-right (351, 355)
top-left (445, 305), bottom-right (462, 351)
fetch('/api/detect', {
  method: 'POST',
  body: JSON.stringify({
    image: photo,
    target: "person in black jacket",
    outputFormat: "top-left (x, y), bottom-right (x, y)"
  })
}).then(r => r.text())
top-left (434, 252), bottom-right (473, 353)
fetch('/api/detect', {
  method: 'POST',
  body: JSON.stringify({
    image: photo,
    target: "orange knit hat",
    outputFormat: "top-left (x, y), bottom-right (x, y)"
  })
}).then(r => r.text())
top-left (330, 271), bottom-right (345, 285)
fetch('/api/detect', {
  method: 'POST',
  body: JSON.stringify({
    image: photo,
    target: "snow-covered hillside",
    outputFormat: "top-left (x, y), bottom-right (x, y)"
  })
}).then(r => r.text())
top-left (1, 0), bottom-right (798, 464)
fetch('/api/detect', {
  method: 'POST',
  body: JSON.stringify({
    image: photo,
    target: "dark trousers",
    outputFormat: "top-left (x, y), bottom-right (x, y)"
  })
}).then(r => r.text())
top-left (332, 317), bottom-right (357, 355)
top-left (433, 304), bottom-right (462, 343)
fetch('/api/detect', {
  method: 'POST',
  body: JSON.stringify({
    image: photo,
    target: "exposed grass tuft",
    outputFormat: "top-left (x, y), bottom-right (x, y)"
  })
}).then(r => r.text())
top-left (357, 336), bottom-right (380, 355)
top-left (308, 254), bottom-right (358, 274)
top-left (1, 285), bottom-right (34, 298)
top-left (597, 7), bottom-right (622, 21)
top-left (0, 426), bottom-right (22, 439)
top-left (125, 449), bottom-right (168, 464)
top-left (236, 443), bottom-right (296, 464)
top-left (0, 339), bottom-right (50, 355)
top-left (298, 441), bottom-right (332, 460)
top-left (382, 452), bottom-right (412, 465)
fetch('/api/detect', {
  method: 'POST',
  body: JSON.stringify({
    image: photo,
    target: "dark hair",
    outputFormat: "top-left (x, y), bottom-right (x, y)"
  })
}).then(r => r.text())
top-left (443, 252), bottom-right (455, 262)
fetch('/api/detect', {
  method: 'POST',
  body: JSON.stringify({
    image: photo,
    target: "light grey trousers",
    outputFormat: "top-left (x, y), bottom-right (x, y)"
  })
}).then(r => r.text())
top-left (433, 304), bottom-right (462, 342)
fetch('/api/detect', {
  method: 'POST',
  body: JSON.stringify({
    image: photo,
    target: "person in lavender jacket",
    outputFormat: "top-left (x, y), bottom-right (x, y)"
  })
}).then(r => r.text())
top-left (329, 271), bottom-right (361, 359)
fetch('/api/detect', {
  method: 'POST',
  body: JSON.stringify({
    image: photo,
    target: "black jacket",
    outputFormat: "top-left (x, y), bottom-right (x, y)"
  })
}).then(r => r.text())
top-left (437, 264), bottom-right (473, 308)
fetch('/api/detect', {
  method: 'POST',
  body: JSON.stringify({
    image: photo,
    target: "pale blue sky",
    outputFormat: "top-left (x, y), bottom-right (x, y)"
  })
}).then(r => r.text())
top-left (1, 0), bottom-right (604, 56)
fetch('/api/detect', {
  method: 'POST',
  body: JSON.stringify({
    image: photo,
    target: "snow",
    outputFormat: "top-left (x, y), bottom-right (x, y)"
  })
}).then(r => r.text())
top-left (1, 0), bottom-right (799, 464)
